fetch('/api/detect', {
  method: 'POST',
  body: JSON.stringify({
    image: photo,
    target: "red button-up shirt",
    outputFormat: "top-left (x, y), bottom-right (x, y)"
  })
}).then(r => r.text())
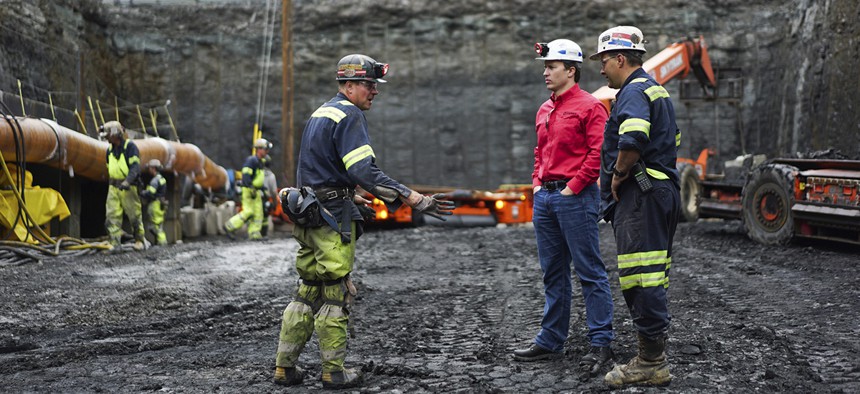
top-left (532, 84), bottom-right (607, 194)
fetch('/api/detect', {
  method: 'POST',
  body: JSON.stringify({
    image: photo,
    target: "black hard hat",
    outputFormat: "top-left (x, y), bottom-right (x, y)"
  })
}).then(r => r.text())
top-left (336, 54), bottom-right (388, 83)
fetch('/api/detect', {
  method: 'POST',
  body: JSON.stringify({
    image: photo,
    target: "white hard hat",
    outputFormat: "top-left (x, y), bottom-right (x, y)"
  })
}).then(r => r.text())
top-left (534, 39), bottom-right (583, 62)
top-left (254, 138), bottom-right (272, 150)
top-left (589, 26), bottom-right (647, 60)
top-left (147, 159), bottom-right (163, 170)
top-left (99, 120), bottom-right (125, 140)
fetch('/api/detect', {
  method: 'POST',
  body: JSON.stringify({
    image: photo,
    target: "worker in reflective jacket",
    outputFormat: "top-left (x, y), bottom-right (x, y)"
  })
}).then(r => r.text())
top-left (141, 159), bottom-right (168, 246)
top-left (590, 26), bottom-right (681, 389)
top-left (272, 53), bottom-right (454, 390)
top-left (101, 121), bottom-right (145, 252)
top-left (223, 138), bottom-right (271, 240)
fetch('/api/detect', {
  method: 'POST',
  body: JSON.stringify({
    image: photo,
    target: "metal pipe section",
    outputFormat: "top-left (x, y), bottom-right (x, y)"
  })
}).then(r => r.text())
top-left (0, 116), bottom-right (227, 190)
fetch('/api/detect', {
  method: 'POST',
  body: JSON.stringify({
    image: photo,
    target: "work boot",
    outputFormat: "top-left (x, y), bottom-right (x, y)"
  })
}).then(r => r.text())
top-left (321, 368), bottom-right (363, 389)
top-left (605, 334), bottom-right (671, 388)
top-left (133, 240), bottom-right (145, 251)
top-left (273, 366), bottom-right (304, 386)
top-left (222, 224), bottom-right (235, 240)
top-left (512, 343), bottom-right (561, 362)
top-left (579, 345), bottom-right (614, 378)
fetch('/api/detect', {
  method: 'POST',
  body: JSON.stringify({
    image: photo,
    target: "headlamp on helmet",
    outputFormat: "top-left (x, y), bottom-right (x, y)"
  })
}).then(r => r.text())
top-left (534, 39), bottom-right (584, 62)
top-left (336, 54), bottom-right (389, 83)
top-left (254, 138), bottom-right (272, 150)
top-left (99, 121), bottom-right (125, 140)
top-left (535, 42), bottom-right (550, 58)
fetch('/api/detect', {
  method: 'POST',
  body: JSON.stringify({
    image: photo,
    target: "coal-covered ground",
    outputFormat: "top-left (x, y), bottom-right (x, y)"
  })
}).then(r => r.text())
top-left (1, 220), bottom-right (858, 393)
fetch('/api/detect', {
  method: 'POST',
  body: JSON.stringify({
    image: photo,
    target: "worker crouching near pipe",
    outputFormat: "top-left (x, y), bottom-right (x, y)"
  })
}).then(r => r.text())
top-left (141, 159), bottom-right (168, 246)
top-left (271, 53), bottom-right (454, 389)
top-left (101, 121), bottom-right (145, 252)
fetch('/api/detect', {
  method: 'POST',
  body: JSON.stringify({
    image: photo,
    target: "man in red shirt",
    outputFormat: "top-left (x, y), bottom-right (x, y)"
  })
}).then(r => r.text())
top-left (513, 38), bottom-right (616, 378)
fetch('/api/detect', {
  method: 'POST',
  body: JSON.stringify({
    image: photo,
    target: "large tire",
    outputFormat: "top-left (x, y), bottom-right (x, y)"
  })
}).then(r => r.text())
top-left (741, 164), bottom-right (798, 245)
top-left (679, 164), bottom-right (701, 222)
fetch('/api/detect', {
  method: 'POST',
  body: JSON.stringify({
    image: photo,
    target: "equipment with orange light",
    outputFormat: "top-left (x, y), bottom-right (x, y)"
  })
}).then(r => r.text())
top-left (359, 185), bottom-right (533, 227)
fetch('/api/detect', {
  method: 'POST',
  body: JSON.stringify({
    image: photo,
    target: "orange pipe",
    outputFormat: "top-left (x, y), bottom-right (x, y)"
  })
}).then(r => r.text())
top-left (0, 116), bottom-right (226, 190)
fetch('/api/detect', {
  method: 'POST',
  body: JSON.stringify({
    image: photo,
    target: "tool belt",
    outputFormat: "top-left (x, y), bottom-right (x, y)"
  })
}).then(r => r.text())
top-left (541, 179), bottom-right (569, 191)
top-left (315, 186), bottom-right (355, 202)
top-left (283, 186), bottom-right (353, 243)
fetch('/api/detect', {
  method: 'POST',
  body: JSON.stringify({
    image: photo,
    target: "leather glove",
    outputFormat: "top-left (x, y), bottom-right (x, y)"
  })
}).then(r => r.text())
top-left (118, 180), bottom-right (130, 191)
top-left (357, 204), bottom-right (376, 221)
top-left (412, 193), bottom-right (455, 221)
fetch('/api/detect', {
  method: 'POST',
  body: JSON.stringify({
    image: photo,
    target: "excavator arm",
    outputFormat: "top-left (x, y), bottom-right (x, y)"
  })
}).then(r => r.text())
top-left (592, 35), bottom-right (717, 111)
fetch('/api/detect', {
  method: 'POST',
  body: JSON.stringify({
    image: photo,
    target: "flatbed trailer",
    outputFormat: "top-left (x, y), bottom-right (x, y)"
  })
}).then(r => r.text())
top-left (686, 150), bottom-right (860, 245)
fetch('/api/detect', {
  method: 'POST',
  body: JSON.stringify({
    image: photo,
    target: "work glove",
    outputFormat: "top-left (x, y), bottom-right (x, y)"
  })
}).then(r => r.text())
top-left (412, 193), bottom-right (455, 221)
top-left (118, 180), bottom-right (131, 190)
top-left (357, 204), bottom-right (376, 221)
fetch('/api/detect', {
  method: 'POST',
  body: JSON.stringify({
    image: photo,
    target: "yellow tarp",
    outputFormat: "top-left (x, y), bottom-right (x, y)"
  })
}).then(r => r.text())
top-left (0, 168), bottom-right (70, 243)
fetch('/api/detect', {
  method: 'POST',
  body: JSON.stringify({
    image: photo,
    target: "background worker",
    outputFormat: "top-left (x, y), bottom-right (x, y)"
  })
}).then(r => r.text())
top-left (590, 26), bottom-right (681, 389)
top-left (223, 138), bottom-right (271, 240)
top-left (513, 39), bottom-right (615, 377)
top-left (140, 159), bottom-right (168, 246)
top-left (260, 154), bottom-right (278, 237)
top-left (272, 53), bottom-right (454, 389)
top-left (101, 120), bottom-right (145, 252)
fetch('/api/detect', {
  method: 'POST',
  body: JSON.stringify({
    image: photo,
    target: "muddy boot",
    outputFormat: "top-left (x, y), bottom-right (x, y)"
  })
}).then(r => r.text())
top-left (604, 334), bottom-right (671, 389)
top-left (273, 366), bottom-right (304, 386)
top-left (321, 368), bottom-right (363, 389)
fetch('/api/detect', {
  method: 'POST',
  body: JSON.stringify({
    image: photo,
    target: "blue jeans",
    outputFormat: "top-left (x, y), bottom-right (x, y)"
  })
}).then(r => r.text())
top-left (533, 183), bottom-right (614, 351)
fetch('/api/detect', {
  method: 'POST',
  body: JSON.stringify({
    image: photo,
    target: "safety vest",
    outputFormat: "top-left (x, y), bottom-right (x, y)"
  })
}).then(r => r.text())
top-left (147, 174), bottom-right (167, 197)
top-left (107, 140), bottom-right (133, 180)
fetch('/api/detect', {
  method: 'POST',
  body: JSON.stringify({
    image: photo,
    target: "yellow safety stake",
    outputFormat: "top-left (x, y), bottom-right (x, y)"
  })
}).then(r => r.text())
top-left (252, 123), bottom-right (260, 155)
top-left (149, 108), bottom-right (160, 138)
top-left (74, 109), bottom-right (87, 134)
top-left (95, 99), bottom-right (106, 125)
top-left (87, 96), bottom-right (100, 132)
top-left (48, 92), bottom-right (57, 122)
top-left (136, 105), bottom-right (147, 136)
top-left (164, 100), bottom-right (179, 142)
top-left (17, 79), bottom-right (26, 116)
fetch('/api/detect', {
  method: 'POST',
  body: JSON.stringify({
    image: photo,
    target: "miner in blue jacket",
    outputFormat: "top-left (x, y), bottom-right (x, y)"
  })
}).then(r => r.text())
top-left (272, 54), bottom-right (454, 389)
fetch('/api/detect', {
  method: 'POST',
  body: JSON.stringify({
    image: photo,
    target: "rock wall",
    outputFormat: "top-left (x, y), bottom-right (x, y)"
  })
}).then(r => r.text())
top-left (2, 0), bottom-right (858, 189)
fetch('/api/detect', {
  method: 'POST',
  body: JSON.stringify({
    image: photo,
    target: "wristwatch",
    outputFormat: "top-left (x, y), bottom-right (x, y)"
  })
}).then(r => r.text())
top-left (613, 167), bottom-right (627, 177)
